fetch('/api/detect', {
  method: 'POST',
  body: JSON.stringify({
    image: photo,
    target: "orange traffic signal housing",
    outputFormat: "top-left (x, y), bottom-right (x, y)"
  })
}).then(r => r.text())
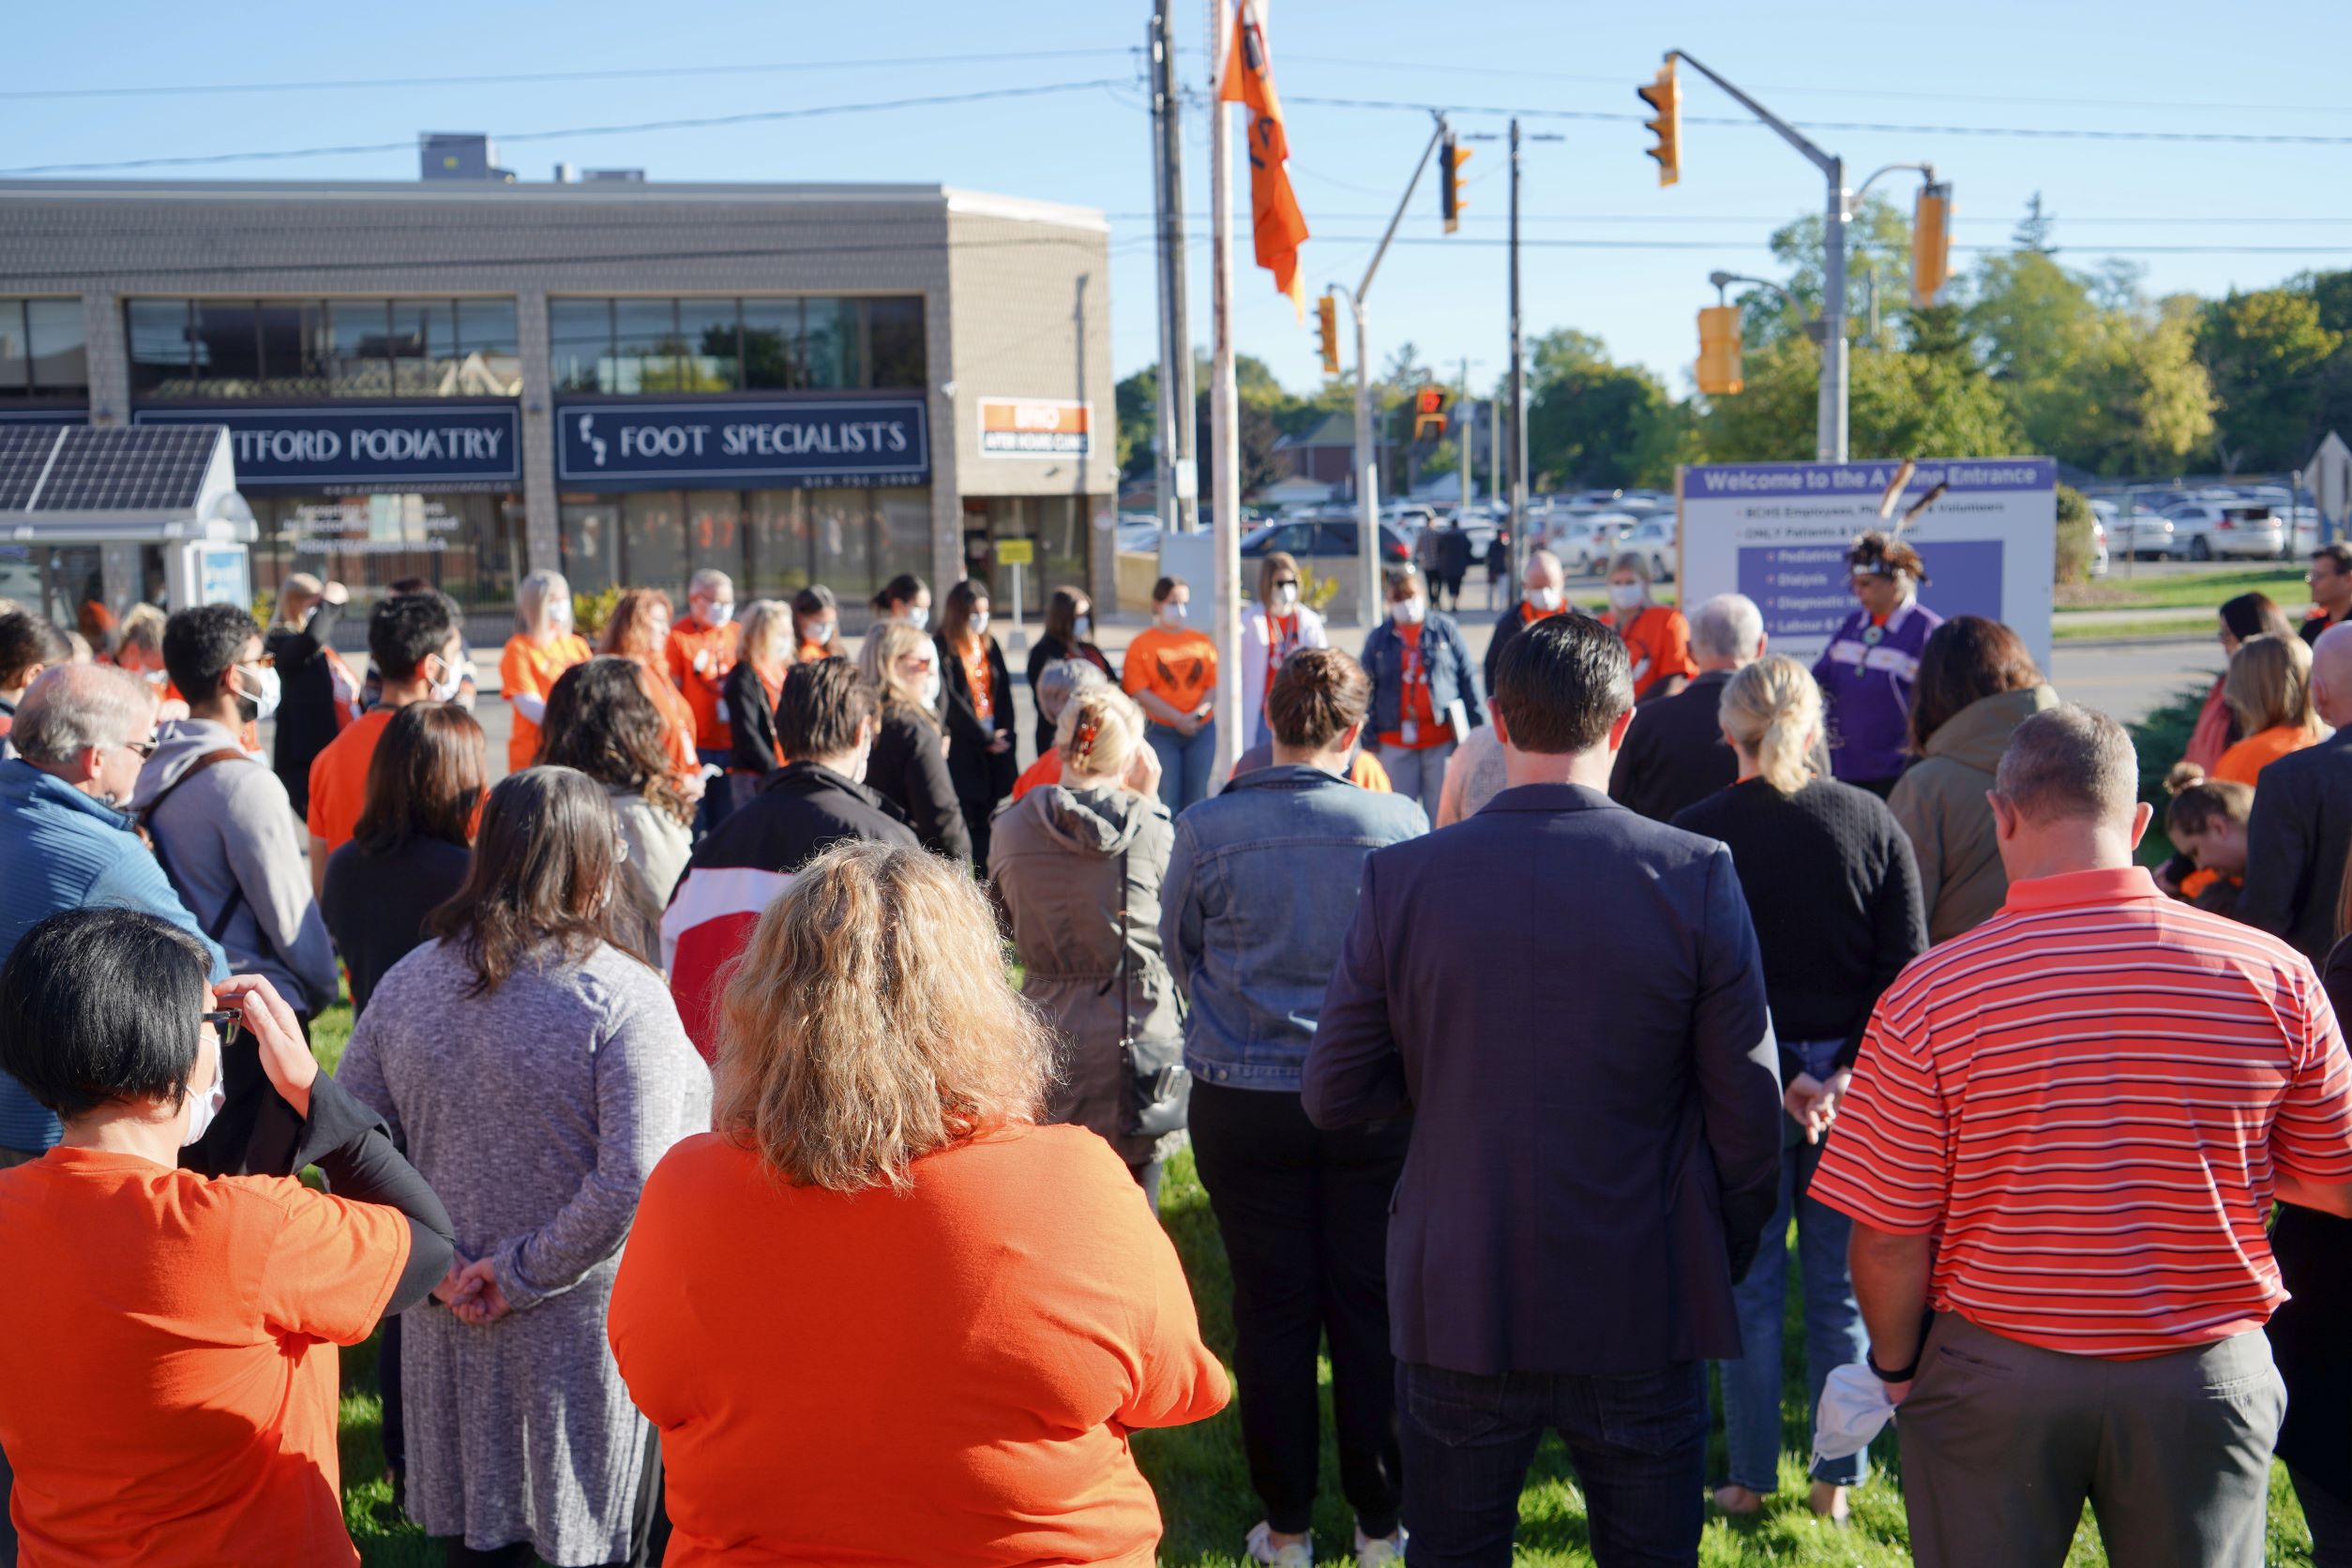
top-left (1912, 182), bottom-right (1954, 307)
top-left (1696, 306), bottom-right (1743, 396)
top-left (1317, 293), bottom-right (1341, 374)
top-left (1412, 386), bottom-right (1448, 440)
top-left (1638, 62), bottom-right (1681, 187)
top-left (1440, 136), bottom-right (1471, 233)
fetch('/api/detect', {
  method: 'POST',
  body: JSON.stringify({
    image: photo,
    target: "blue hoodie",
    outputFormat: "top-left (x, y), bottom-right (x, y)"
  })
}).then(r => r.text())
top-left (0, 758), bottom-right (228, 1151)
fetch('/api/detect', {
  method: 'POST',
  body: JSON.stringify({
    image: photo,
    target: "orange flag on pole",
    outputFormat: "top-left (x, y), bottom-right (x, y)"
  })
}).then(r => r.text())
top-left (1218, 0), bottom-right (1309, 319)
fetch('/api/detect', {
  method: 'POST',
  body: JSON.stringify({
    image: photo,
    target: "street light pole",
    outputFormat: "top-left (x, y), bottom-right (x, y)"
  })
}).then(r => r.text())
top-left (1508, 116), bottom-right (1529, 582)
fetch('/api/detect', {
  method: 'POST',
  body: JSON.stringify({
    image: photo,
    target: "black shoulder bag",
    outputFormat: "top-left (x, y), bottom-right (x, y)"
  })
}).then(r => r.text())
top-left (1115, 845), bottom-right (1191, 1138)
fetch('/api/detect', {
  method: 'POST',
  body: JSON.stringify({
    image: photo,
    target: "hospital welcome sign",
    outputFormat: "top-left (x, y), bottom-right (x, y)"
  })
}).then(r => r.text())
top-left (555, 398), bottom-right (930, 490)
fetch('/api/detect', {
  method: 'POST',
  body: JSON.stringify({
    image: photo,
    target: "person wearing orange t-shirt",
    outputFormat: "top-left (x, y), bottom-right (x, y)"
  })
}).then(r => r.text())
top-left (1123, 575), bottom-right (1221, 812)
top-left (601, 588), bottom-right (704, 802)
top-left (665, 568), bottom-right (740, 763)
top-left (935, 580), bottom-right (1018, 865)
top-left (498, 568), bottom-right (592, 775)
top-left (0, 909), bottom-right (453, 1568)
top-left (792, 583), bottom-right (840, 662)
top-left (1600, 551), bottom-right (1697, 702)
top-left (610, 842), bottom-right (1228, 1568)
top-left (2212, 629), bottom-right (2323, 788)
top-left (307, 593), bottom-right (463, 899)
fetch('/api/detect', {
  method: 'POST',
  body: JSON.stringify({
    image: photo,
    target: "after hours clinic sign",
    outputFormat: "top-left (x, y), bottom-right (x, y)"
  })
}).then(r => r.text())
top-left (1675, 458), bottom-right (2058, 671)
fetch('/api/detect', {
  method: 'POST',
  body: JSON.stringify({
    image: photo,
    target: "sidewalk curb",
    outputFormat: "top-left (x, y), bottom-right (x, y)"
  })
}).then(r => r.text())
top-left (2053, 633), bottom-right (2211, 651)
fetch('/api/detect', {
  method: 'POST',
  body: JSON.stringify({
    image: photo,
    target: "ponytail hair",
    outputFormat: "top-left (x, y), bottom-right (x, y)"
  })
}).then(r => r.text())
top-left (1718, 655), bottom-right (1825, 795)
top-left (1056, 686), bottom-right (1146, 785)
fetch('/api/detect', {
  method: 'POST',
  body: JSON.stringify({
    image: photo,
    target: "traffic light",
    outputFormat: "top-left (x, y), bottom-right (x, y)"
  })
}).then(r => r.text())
top-left (1912, 181), bottom-right (1953, 308)
top-left (1412, 385), bottom-right (1448, 440)
top-left (1440, 134), bottom-right (1472, 234)
top-left (1316, 293), bottom-right (1340, 375)
top-left (1696, 306), bottom-right (1743, 396)
top-left (1638, 61), bottom-right (1681, 187)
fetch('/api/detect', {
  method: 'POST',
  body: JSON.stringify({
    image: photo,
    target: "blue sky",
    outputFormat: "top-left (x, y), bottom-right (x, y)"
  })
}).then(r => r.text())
top-left (7, 0), bottom-right (2348, 400)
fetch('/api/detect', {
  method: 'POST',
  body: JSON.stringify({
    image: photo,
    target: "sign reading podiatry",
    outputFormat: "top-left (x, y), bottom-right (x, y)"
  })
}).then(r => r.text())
top-left (136, 403), bottom-right (520, 489)
top-left (1676, 458), bottom-right (2058, 671)
top-left (978, 399), bottom-right (1092, 458)
top-left (556, 398), bottom-right (929, 490)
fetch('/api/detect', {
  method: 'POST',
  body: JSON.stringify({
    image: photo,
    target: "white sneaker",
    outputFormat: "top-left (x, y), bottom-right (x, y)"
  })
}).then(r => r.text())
top-left (1355, 1525), bottom-right (1407, 1567)
top-left (1244, 1520), bottom-right (1314, 1566)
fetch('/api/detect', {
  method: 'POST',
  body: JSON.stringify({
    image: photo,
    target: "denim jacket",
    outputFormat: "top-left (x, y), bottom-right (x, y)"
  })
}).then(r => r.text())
top-left (1160, 763), bottom-right (1429, 1090)
top-left (1359, 612), bottom-right (1485, 738)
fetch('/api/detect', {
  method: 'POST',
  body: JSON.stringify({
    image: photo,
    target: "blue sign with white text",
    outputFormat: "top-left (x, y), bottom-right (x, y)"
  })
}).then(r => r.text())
top-left (134, 403), bottom-right (520, 489)
top-left (555, 398), bottom-right (930, 489)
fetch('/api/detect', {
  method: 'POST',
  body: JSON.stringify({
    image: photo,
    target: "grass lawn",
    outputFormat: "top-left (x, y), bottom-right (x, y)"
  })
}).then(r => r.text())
top-left (309, 1003), bottom-right (2322, 1566)
top-left (2058, 565), bottom-right (2308, 614)
top-left (2053, 616), bottom-right (2211, 642)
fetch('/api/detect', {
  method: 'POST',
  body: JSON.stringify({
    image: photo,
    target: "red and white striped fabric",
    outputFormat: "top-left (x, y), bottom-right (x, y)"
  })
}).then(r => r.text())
top-left (661, 865), bottom-right (793, 1062)
top-left (1811, 865), bottom-right (2352, 1358)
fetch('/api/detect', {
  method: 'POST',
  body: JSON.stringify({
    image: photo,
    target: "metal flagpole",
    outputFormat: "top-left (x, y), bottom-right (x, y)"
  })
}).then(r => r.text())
top-left (1207, 0), bottom-right (1244, 788)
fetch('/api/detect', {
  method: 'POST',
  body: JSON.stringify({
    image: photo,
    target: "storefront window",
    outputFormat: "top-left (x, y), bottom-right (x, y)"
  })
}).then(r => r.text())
top-left (675, 301), bottom-right (740, 394)
top-left (874, 487), bottom-right (930, 605)
top-left (804, 299), bottom-right (860, 391)
top-left (746, 490), bottom-right (811, 599)
top-left (0, 300), bottom-right (89, 398)
top-left (685, 490), bottom-right (746, 582)
top-left (811, 490), bottom-right (875, 611)
top-left (612, 300), bottom-right (681, 396)
top-left (550, 299), bottom-right (611, 394)
top-left (867, 297), bottom-right (926, 390)
top-left (742, 298), bottom-right (801, 390)
top-left (621, 490), bottom-right (686, 593)
top-left (249, 491), bottom-right (523, 612)
top-left (560, 497), bottom-right (620, 596)
top-left (126, 297), bottom-right (522, 400)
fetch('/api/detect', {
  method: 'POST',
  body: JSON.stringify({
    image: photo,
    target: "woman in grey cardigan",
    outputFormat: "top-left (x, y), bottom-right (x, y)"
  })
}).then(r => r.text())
top-left (338, 766), bottom-right (710, 1568)
top-left (989, 685), bottom-right (1186, 1206)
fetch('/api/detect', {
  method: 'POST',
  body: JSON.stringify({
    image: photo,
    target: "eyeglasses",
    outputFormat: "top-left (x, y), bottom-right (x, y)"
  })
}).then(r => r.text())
top-left (1273, 578), bottom-right (1300, 590)
top-left (201, 1008), bottom-right (241, 1048)
top-left (123, 737), bottom-right (158, 760)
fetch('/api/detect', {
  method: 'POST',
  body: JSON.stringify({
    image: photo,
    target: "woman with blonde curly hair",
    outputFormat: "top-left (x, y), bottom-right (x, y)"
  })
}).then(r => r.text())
top-left (1671, 656), bottom-right (1925, 1524)
top-left (609, 839), bottom-right (1228, 1568)
top-left (989, 686), bottom-right (1189, 1204)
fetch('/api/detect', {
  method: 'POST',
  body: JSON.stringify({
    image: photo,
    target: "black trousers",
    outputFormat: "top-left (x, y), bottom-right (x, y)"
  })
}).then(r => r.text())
top-left (1188, 1079), bottom-right (1410, 1539)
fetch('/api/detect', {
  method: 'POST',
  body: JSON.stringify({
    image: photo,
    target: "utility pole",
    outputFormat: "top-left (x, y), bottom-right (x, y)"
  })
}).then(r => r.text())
top-left (1206, 0), bottom-right (1242, 784)
top-left (1148, 0), bottom-right (1199, 533)
top-left (1340, 114), bottom-right (1447, 625)
top-left (1458, 356), bottom-right (1472, 518)
top-left (1487, 395), bottom-right (1500, 507)
top-left (1508, 117), bottom-right (1530, 582)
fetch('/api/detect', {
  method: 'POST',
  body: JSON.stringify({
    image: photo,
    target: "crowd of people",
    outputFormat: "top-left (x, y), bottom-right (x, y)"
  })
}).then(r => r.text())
top-left (4, 529), bottom-right (2352, 1568)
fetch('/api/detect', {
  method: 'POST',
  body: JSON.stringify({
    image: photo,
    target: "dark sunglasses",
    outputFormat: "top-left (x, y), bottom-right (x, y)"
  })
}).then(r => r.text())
top-left (202, 1008), bottom-right (242, 1047)
top-left (1272, 578), bottom-right (1301, 590)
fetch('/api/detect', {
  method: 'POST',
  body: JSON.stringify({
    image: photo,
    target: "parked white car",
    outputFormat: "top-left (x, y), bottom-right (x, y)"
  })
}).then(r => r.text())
top-left (2164, 502), bottom-right (2287, 561)
top-left (1549, 510), bottom-right (1639, 574)
top-left (1621, 519), bottom-right (1679, 583)
top-left (2089, 500), bottom-right (2176, 560)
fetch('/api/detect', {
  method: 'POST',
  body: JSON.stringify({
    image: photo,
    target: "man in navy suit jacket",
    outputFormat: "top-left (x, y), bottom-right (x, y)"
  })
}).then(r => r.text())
top-left (1304, 612), bottom-right (1783, 1568)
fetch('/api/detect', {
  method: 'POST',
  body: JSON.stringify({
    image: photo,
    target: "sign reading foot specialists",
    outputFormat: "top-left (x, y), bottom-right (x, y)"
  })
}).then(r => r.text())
top-left (556, 398), bottom-right (929, 489)
top-left (1675, 458), bottom-right (2058, 671)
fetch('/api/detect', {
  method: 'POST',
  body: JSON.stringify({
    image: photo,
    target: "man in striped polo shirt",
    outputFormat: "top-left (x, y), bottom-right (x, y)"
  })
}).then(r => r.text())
top-left (1812, 703), bottom-right (2352, 1567)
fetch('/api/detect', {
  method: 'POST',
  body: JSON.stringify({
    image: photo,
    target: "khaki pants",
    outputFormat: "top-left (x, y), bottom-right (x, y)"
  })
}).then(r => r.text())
top-left (1899, 1310), bottom-right (2284, 1568)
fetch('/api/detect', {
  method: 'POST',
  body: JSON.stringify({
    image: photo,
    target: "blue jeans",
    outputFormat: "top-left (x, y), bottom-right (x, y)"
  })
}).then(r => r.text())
top-left (1714, 1039), bottom-right (1870, 1493)
top-left (1372, 737), bottom-right (1455, 821)
top-left (1147, 718), bottom-right (1217, 813)
top-left (1397, 1360), bottom-right (1707, 1567)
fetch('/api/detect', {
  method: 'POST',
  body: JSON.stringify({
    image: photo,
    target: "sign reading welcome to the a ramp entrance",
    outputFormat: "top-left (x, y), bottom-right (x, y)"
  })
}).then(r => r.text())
top-left (1676, 458), bottom-right (2057, 672)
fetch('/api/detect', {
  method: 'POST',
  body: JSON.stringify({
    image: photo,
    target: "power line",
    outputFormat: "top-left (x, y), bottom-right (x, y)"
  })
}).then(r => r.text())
top-left (1106, 210), bottom-right (2352, 229)
top-left (1279, 94), bottom-right (2352, 145)
top-left (0, 80), bottom-right (1130, 176)
top-left (0, 49), bottom-right (1137, 102)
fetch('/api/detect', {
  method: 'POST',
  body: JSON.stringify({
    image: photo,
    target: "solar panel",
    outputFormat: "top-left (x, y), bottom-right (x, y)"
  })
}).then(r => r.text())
top-left (26, 427), bottom-right (218, 514)
top-left (0, 428), bottom-right (61, 511)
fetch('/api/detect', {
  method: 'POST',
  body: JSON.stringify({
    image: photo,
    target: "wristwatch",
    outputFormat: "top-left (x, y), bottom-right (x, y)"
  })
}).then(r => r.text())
top-left (1867, 1345), bottom-right (1922, 1384)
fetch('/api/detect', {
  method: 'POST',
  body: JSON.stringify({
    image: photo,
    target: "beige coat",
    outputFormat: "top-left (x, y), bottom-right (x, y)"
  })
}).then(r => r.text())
top-left (1890, 684), bottom-right (2059, 942)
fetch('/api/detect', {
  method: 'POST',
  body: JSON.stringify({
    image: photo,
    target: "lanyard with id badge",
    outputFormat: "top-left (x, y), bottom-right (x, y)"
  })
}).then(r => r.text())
top-left (1399, 634), bottom-right (1427, 746)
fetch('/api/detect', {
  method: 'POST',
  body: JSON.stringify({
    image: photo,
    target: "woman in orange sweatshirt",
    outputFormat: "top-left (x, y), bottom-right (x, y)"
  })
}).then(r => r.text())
top-left (610, 839), bottom-right (1229, 1568)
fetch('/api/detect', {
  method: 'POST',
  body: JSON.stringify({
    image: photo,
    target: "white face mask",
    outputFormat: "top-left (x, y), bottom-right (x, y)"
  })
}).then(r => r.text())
top-left (1074, 614), bottom-right (1093, 641)
top-left (1606, 582), bottom-right (1646, 612)
top-left (920, 666), bottom-right (943, 708)
top-left (234, 662), bottom-right (282, 723)
top-left (1160, 602), bottom-right (1189, 627)
top-left (702, 601), bottom-right (735, 627)
top-left (806, 620), bottom-right (836, 646)
top-left (180, 1059), bottom-right (226, 1148)
top-left (971, 611), bottom-right (990, 637)
top-left (1392, 596), bottom-right (1427, 626)
top-left (904, 606), bottom-right (930, 632)
top-left (427, 653), bottom-right (463, 704)
top-left (141, 667), bottom-right (169, 688)
top-left (1273, 584), bottom-right (1300, 613)
top-left (1528, 585), bottom-right (1564, 613)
